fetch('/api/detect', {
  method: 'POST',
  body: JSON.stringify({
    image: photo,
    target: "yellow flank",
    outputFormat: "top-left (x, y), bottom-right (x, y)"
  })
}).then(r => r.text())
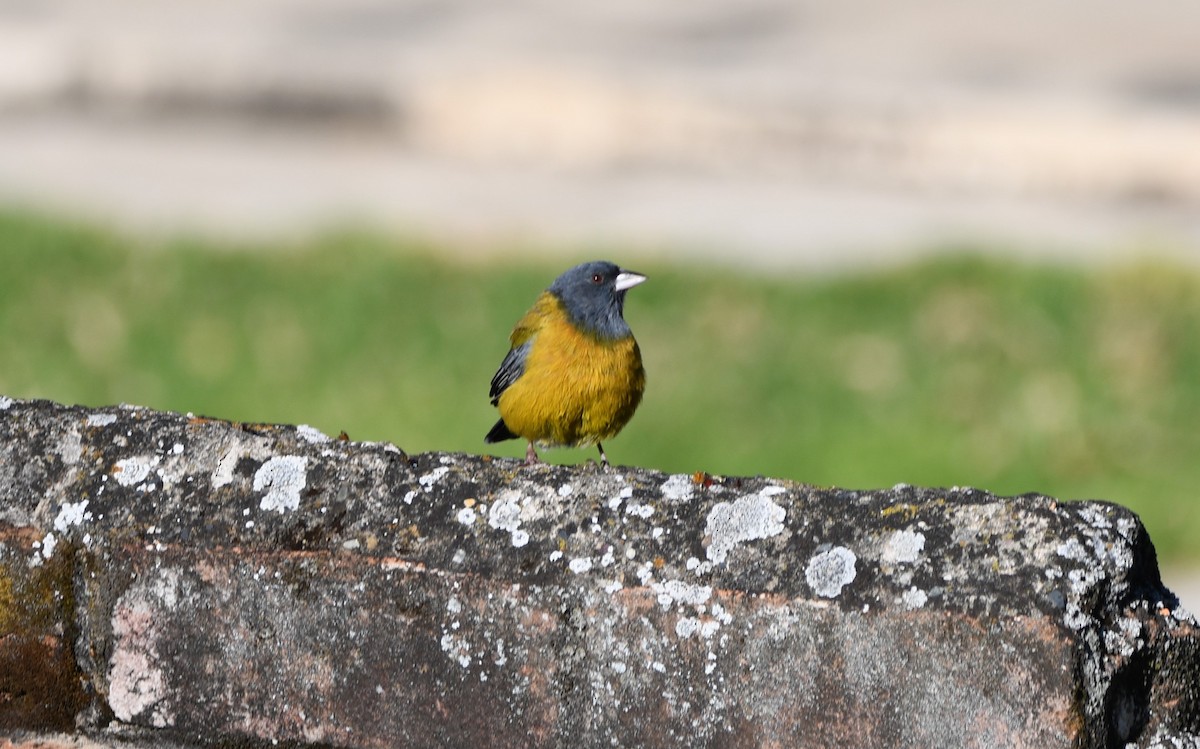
top-left (498, 292), bottom-right (645, 447)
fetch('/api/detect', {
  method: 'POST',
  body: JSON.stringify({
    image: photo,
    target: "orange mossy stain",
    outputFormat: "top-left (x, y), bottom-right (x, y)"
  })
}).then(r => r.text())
top-left (0, 552), bottom-right (90, 729)
top-left (880, 503), bottom-right (918, 520)
top-left (0, 572), bottom-right (14, 634)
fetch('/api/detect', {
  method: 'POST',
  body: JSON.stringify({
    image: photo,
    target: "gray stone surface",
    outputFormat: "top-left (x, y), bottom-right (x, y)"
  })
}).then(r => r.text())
top-left (1, 396), bottom-right (1199, 747)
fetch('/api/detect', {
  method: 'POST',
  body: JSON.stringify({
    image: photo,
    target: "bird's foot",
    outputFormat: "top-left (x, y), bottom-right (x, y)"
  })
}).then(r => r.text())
top-left (524, 442), bottom-right (542, 465)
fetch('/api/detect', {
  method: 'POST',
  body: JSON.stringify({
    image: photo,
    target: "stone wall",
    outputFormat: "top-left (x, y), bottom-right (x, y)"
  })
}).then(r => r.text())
top-left (0, 396), bottom-right (1197, 747)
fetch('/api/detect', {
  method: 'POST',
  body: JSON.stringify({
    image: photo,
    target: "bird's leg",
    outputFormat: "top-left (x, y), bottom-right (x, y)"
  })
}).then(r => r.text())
top-left (596, 443), bottom-right (610, 467)
top-left (524, 441), bottom-right (541, 465)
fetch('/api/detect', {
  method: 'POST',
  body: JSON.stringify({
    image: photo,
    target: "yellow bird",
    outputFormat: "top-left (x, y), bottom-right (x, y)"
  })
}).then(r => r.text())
top-left (485, 261), bottom-right (646, 465)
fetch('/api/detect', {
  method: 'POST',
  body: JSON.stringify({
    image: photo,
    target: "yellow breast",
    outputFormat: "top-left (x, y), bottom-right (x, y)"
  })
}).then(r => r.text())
top-left (497, 294), bottom-right (645, 447)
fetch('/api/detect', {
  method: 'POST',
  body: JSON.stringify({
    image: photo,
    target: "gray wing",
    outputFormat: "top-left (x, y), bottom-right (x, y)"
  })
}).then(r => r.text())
top-left (489, 340), bottom-right (532, 405)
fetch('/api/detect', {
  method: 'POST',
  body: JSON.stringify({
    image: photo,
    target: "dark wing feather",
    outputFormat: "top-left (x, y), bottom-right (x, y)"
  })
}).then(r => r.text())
top-left (489, 340), bottom-right (531, 405)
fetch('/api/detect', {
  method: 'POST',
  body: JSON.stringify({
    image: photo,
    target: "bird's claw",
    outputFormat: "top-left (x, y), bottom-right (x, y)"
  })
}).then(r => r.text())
top-left (524, 442), bottom-right (542, 466)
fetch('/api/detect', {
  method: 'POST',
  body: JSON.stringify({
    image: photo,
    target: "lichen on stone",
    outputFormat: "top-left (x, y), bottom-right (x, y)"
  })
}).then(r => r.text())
top-left (704, 487), bottom-right (787, 565)
top-left (805, 546), bottom-right (857, 598)
top-left (881, 529), bottom-right (925, 565)
top-left (113, 455), bottom-right (158, 488)
top-left (253, 455), bottom-right (308, 513)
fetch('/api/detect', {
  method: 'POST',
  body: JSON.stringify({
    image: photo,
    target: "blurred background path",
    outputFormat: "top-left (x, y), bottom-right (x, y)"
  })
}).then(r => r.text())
top-left (1, 0), bottom-right (1199, 269)
top-left (0, 0), bottom-right (1197, 609)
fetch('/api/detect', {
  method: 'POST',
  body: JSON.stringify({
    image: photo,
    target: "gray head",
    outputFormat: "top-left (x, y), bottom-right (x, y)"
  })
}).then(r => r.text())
top-left (548, 261), bottom-right (647, 340)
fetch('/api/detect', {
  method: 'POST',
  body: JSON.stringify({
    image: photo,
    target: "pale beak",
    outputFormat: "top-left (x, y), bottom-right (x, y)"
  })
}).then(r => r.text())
top-left (614, 270), bottom-right (647, 292)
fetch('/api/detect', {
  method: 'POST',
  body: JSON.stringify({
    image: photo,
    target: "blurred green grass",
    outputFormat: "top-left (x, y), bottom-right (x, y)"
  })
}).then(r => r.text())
top-left (2, 209), bottom-right (1198, 562)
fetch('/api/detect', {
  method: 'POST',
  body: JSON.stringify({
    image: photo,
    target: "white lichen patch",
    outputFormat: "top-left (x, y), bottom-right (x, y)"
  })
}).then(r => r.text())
top-left (108, 581), bottom-right (177, 728)
top-left (487, 492), bottom-right (523, 536)
top-left (635, 561), bottom-right (655, 585)
top-left (704, 487), bottom-right (787, 564)
top-left (675, 616), bottom-right (702, 638)
top-left (568, 557), bottom-right (593, 574)
top-left (419, 466), bottom-right (451, 490)
top-left (53, 500), bottom-right (93, 533)
top-left (881, 529), bottom-right (925, 565)
top-left (1104, 616), bottom-right (1144, 658)
top-left (1054, 511), bottom-right (1144, 658)
top-left (113, 455), bottom-right (158, 487)
top-left (86, 412), bottom-right (117, 426)
top-left (253, 456), bottom-right (308, 513)
top-left (1056, 537), bottom-right (1089, 562)
top-left (52, 428), bottom-right (84, 467)
top-left (805, 546), bottom-right (857, 598)
top-left (653, 579), bottom-right (727, 639)
top-left (1103, 520), bottom-right (1137, 571)
top-left (608, 485), bottom-right (634, 510)
top-left (440, 633), bottom-right (471, 668)
top-left (1057, 510), bottom-right (1138, 615)
top-left (1142, 726), bottom-right (1200, 749)
top-left (209, 435), bottom-right (276, 488)
top-left (457, 507), bottom-right (477, 525)
top-left (109, 646), bottom-right (170, 727)
top-left (1063, 566), bottom-right (1104, 630)
top-left (901, 586), bottom-right (928, 610)
top-left (625, 502), bottom-right (655, 519)
top-left (652, 579), bottom-right (712, 610)
top-left (296, 424), bottom-right (331, 443)
top-left (1076, 504), bottom-right (1112, 530)
top-left (558, 483), bottom-right (573, 497)
top-left (485, 486), bottom-right (563, 547)
top-left (0, 395), bottom-right (13, 409)
top-left (660, 474), bottom-right (694, 503)
top-left (38, 532), bottom-right (57, 560)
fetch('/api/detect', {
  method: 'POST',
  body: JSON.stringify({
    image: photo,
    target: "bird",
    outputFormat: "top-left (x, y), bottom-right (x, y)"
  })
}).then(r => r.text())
top-left (485, 260), bottom-right (646, 466)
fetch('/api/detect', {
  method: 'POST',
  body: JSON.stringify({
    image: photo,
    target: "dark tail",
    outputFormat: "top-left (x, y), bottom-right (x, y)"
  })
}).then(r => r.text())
top-left (485, 419), bottom-right (517, 443)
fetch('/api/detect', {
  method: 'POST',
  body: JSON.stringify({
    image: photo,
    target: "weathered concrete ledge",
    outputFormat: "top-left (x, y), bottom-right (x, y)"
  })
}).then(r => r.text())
top-left (1, 396), bottom-right (1197, 748)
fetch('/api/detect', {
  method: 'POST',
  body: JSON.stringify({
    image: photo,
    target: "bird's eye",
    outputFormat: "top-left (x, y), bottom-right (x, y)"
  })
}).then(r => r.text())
top-left (591, 273), bottom-right (604, 284)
